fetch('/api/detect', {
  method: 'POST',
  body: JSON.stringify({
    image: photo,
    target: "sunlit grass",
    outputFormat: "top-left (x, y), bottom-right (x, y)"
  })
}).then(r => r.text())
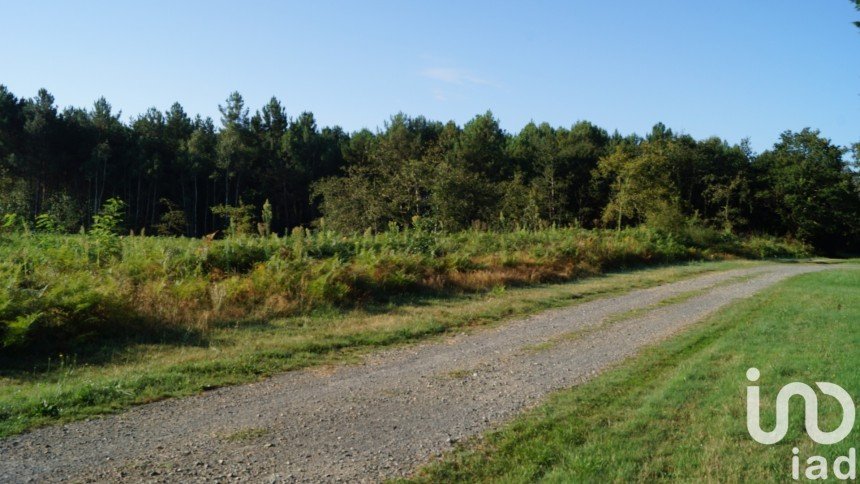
top-left (410, 269), bottom-right (860, 483)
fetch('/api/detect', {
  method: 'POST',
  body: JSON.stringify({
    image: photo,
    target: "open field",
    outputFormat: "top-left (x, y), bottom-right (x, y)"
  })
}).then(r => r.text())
top-left (411, 268), bottom-right (860, 482)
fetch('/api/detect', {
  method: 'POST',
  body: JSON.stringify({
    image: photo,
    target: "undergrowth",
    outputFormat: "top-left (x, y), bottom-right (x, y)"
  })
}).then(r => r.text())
top-left (0, 225), bottom-right (809, 354)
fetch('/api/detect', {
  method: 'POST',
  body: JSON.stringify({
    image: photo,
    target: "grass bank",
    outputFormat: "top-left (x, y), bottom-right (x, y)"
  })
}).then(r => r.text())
top-left (0, 260), bottom-right (759, 437)
top-left (410, 269), bottom-right (860, 482)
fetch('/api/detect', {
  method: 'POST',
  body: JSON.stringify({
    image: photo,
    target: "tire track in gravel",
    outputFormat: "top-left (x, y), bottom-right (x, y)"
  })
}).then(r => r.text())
top-left (0, 263), bottom-right (838, 483)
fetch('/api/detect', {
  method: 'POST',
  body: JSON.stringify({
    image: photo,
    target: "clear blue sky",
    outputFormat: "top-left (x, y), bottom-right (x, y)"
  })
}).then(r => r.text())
top-left (1, 0), bottom-right (857, 152)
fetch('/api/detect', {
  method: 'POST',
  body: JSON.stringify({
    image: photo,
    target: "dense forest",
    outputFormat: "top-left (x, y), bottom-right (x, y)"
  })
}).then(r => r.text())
top-left (1, 85), bottom-right (858, 251)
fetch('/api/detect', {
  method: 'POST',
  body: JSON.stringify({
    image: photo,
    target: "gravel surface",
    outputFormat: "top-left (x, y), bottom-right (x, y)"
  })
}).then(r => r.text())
top-left (0, 263), bottom-right (836, 483)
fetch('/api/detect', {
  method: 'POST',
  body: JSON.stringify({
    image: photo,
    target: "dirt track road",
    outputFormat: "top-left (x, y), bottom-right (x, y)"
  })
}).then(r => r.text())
top-left (0, 263), bottom-right (835, 483)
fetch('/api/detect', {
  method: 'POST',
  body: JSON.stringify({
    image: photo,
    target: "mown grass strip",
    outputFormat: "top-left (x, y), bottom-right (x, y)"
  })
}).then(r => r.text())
top-left (409, 269), bottom-right (860, 483)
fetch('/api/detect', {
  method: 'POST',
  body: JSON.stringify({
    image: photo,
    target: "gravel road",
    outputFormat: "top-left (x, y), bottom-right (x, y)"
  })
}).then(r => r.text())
top-left (0, 263), bottom-right (836, 483)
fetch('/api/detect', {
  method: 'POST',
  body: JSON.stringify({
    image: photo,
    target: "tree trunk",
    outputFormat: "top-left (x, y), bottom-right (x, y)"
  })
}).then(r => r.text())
top-left (193, 176), bottom-right (199, 236)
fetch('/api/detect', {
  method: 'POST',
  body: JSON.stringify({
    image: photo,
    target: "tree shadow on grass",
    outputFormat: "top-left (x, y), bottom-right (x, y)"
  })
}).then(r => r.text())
top-left (0, 317), bottom-right (210, 381)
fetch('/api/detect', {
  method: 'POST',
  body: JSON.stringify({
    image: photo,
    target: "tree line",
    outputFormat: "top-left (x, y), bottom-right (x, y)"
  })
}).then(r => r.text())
top-left (1, 85), bottom-right (858, 251)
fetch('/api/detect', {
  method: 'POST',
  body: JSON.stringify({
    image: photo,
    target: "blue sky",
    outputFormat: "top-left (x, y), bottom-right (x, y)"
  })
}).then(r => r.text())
top-left (1, 0), bottom-right (857, 152)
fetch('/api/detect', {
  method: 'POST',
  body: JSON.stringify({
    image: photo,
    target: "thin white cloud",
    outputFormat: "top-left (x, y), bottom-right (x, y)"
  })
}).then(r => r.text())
top-left (432, 88), bottom-right (448, 102)
top-left (421, 67), bottom-right (492, 86)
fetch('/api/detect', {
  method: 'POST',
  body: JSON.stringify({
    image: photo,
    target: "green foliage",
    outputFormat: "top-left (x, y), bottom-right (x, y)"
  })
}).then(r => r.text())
top-left (738, 234), bottom-right (812, 259)
top-left (203, 235), bottom-right (273, 272)
top-left (89, 197), bottom-right (125, 264)
top-left (259, 199), bottom-right (273, 236)
top-left (156, 198), bottom-right (187, 236)
top-left (597, 138), bottom-right (684, 229)
top-left (0, 170), bottom-right (31, 222)
top-left (312, 168), bottom-right (381, 232)
top-left (854, 0), bottom-right (860, 29)
top-left (751, 129), bottom-right (860, 252)
top-left (0, 85), bottom-right (857, 251)
top-left (90, 197), bottom-right (125, 237)
top-left (211, 202), bottom-right (255, 237)
top-left (0, 226), bottom-right (810, 355)
top-left (497, 173), bottom-right (542, 231)
top-left (35, 213), bottom-right (59, 233)
top-left (42, 192), bottom-right (83, 232)
top-left (1, 213), bottom-right (23, 233)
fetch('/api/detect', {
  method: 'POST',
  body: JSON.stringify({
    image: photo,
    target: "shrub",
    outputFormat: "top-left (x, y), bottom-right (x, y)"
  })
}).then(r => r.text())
top-left (211, 203), bottom-right (255, 237)
top-left (0, 225), bottom-right (815, 354)
top-left (89, 198), bottom-right (126, 264)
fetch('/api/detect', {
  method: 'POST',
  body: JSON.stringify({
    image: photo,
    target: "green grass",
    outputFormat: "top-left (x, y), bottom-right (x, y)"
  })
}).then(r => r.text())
top-left (0, 260), bottom-right (761, 437)
top-left (409, 269), bottom-right (860, 483)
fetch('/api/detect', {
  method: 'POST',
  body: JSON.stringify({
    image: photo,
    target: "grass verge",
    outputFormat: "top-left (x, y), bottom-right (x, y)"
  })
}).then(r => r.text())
top-left (409, 268), bottom-right (860, 482)
top-left (0, 260), bottom-right (760, 437)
